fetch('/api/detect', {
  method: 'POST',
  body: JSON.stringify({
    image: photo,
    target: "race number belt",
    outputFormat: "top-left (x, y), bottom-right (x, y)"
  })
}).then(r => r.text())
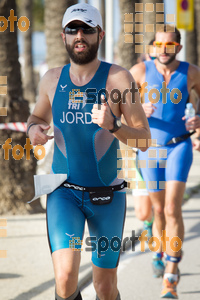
top-left (61, 180), bottom-right (127, 205)
top-left (151, 131), bottom-right (196, 147)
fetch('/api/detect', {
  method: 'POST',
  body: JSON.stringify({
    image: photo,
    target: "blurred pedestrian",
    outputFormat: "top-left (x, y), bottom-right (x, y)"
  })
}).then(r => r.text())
top-left (130, 25), bottom-right (200, 298)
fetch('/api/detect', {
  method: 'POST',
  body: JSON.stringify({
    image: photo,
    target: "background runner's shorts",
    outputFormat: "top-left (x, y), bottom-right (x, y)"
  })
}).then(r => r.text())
top-left (46, 186), bottom-right (126, 269)
top-left (138, 138), bottom-right (193, 192)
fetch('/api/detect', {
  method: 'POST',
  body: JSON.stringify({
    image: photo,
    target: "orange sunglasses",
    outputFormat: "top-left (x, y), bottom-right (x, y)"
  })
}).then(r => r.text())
top-left (153, 41), bottom-right (180, 47)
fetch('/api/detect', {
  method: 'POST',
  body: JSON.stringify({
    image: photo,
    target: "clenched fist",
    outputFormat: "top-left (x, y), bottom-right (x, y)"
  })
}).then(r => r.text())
top-left (91, 102), bottom-right (114, 131)
top-left (28, 124), bottom-right (54, 145)
top-left (142, 102), bottom-right (157, 118)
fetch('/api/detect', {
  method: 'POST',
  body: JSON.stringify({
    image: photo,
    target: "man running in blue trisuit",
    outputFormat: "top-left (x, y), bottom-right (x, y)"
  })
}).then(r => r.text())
top-left (130, 25), bottom-right (200, 299)
top-left (27, 3), bottom-right (150, 300)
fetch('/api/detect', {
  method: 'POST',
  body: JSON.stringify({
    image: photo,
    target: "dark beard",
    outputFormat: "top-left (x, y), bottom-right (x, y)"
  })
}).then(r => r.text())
top-left (65, 38), bottom-right (99, 65)
top-left (157, 53), bottom-right (176, 65)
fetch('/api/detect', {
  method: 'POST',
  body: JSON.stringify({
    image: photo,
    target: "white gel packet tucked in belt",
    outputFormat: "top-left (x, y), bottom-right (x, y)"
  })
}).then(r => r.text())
top-left (28, 174), bottom-right (67, 203)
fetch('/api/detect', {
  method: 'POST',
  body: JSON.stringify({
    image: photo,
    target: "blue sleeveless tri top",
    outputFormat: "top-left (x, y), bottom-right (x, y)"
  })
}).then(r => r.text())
top-left (51, 61), bottom-right (120, 187)
top-left (144, 60), bottom-right (189, 145)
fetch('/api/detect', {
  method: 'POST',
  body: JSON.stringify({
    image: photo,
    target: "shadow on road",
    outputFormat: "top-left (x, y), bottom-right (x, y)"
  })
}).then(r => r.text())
top-left (11, 278), bottom-right (55, 300)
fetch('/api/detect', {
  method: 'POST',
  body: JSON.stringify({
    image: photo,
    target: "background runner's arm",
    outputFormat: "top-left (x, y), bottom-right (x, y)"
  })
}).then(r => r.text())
top-left (129, 62), bottom-right (145, 88)
top-left (191, 66), bottom-right (200, 99)
top-left (129, 63), bottom-right (156, 118)
top-left (193, 128), bottom-right (200, 151)
top-left (183, 90), bottom-right (200, 130)
top-left (184, 66), bottom-right (200, 130)
top-left (188, 89), bottom-right (197, 110)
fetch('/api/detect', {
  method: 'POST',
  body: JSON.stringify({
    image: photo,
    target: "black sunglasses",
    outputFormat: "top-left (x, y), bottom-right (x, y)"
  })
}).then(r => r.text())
top-left (64, 25), bottom-right (99, 35)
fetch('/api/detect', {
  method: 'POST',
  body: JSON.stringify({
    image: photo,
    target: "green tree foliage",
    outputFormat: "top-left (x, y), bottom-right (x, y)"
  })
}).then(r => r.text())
top-left (33, 0), bottom-right (44, 31)
top-left (17, 0), bottom-right (44, 31)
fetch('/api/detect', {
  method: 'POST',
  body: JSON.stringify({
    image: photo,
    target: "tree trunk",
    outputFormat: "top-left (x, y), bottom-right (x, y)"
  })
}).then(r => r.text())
top-left (185, 0), bottom-right (200, 66)
top-left (195, 0), bottom-right (200, 67)
top-left (44, 0), bottom-right (78, 69)
top-left (117, 0), bottom-right (164, 70)
top-left (142, 0), bottom-right (164, 45)
top-left (117, 0), bottom-right (138, 70)
top-left (21, 0), bottom-right (36, 103)
top-left (186, 30), bottom-right (197, 65)
top-left (0, 0), bottom-right (41, 214)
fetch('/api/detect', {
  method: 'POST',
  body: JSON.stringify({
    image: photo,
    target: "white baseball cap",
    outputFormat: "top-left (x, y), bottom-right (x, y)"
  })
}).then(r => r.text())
top-left (62, 3), bottom-right (103, 30)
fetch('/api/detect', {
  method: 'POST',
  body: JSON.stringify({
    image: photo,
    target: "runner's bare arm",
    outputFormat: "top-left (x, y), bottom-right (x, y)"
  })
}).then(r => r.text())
top-left (193, 127), bottom-right (200, 151)
top-left (189, 64), bottom-right (200, 99)
top-left (130, 62), bottom-right (156, 118)
top-left (184, 65), bottom-right (200, 130)
top-left (27, 70), bottom-right (56, 145)
top-left (91, 65), bottom-right (151, 151)
top-left (129, 62), bottom-right (146, 88)
top-left (111, 66), bottom-right (151, 151)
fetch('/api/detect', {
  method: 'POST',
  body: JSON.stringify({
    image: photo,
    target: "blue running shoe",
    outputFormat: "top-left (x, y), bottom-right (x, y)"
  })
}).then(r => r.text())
top-left (143, 219), bottom-right (153, 239)
top-left (152, 254), bottom-right (165, 278)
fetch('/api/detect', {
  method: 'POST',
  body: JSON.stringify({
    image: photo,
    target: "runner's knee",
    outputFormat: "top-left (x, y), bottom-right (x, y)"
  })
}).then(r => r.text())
top-left (134, 196), bottom-right (152, 221)
top-left (153, 205), bottom-right (164, 217)
top-left (164, 203), bottom-right (181, 220)
top-left (135, 207), bottom-right (151, 221)
top-left (93, 271), bottom-right (117, 299)
top-left (55, 269), bottom-right (78, 296)
top-left (94, 282), bottom-right (116, 300)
